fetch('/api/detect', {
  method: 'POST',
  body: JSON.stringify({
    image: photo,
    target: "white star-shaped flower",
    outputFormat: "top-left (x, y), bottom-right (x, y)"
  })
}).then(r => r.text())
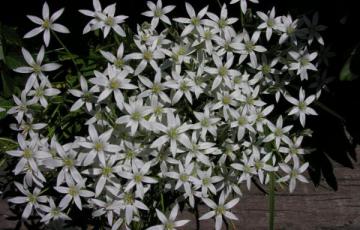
top-left (96, 3), bottom-right (128, 38)
top-left (147, 203), bottom-right (190, 230)
top-left (142, 0), bottom-right (176, 29)
top-left (257, 7), bottom-right (282, 41)
top-left (13, 46), bottom-right (61, 92)
top-left (199, 191), bottom-right (239, 230)
top-left (173, 3), bottom-right (209, 37)
top-left (277, 161), bottom-right (309, 193)
top-left (285, 87), bottom-right (318, 127)
top-left (24, 2), bottom-right (70, 46)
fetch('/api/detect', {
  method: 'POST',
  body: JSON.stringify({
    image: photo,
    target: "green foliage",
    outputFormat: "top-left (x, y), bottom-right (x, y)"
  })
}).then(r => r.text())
top-left (340, 45), bottom-right (360, 81)
top-left (0, 137), bottom-right (18, 153)
top-left (0, 23), bottom-right (24, 98)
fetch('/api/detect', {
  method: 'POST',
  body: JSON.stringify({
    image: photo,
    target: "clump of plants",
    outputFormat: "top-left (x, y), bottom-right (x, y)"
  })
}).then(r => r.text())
top-left (1, 0), bottom-right (327, 229)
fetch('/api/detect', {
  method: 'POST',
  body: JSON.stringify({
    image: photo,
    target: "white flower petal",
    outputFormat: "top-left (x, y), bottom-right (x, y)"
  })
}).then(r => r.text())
top-left (24, 27), bottom-right (44, 39)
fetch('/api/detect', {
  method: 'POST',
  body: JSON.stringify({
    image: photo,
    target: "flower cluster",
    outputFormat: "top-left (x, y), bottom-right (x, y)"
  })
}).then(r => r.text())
top-left (5, 0), bottom-right (325, 229)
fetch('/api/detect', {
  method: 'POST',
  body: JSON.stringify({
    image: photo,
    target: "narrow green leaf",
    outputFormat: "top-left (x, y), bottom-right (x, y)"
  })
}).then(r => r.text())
top-left (0, 137), bottom-right (18, 152)
top-left (0, 39), bottom-right (5, 61)
top-left (339, 58), bottom-right (352, 81)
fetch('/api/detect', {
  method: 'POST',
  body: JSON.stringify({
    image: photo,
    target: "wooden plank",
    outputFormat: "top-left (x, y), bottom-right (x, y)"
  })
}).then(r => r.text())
top-left (181, 146), bottom-right (360, 229)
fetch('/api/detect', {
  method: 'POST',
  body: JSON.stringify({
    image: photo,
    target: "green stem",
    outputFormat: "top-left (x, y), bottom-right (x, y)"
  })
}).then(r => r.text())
top-left (160, 191), bottom-right (165, 213)
top-left (0, 137), bottom-right (18, 146)
top-left (113, 33), bottom-right (121, 46)
top-left (38, 187), bottom-right (49, 196)
top-left (215, 0), bottom-right (222, 8)
top-left (66, 203), bottom-right (72, 215)
top-left (230, 220), bottom-right (236, 229)
top-left (240, 5), bottom-right (245, 27)
top-left (268, 172), bottom-right (275, 230)
top-left (51, 31), bottom-right (80, 75)
top-left (0, 158), bottom-right (6, 168)
top-left (314, 101), bottom-right (346, 123)
top-left (195, 202), bottom-right (200, 230)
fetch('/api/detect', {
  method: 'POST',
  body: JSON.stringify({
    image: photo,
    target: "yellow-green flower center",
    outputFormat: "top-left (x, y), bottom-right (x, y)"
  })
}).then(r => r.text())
top-left (94, 141), bottom-right (104, 152)
top-left (290, 147), bottom-right (298, 155)
top-left (49, 148), bottom-right (57, 158)
top-left (274, 128), bottom-right (283, 137)
top-left (131, 111), bottom-right (142, 121)
top-left (300, 58), bottom-right (309, 66)
top-left (124, 192), bottom-right (134, 205)
top-left (233, 76), bottom-right (241, 84)
top-left (63, 157), bottom-right (74, 168)
top-left (19, 104), bottom-right (27, 112)
top-left (256, 112), bottom-right (264, 122)
top-left (42, 19), bottom-right (51, 29)
top-left (126, 150), bottom-right (135, 159)
top-left (267, 18), bottom-right (275, 27)
top-left (246, 96), bottom-right (254, 105)
top-left (177, 47), bottom-right (186, 56)
top-left (109, 79), bottom-right (120, 89)
top-left (102, 166), bottom-right (112, 176)
top-left (83, 92), bottom-right (93, 102)
top-left (215, 205), bottom-right (225, 215)
top-left (105, 17), bottom-right (114, 26)
top-left (262, 65), bottom-right (271, 74)
top-left (180, 173), bottom-right (189, 182)
top-left (180, 81), bottom-right (189, 91)
top-left (287, 26), bottom-right (295, 34)
top-left (222, 95), bottom-right (231, 105)
top-left (168, 127), bottom-right (178, 139)
top-left (152, 84), bottom-right (162, 94)
top-left (171, 53), bottom-right (179, 62)
top-left (245, 41), bottom-right (255, 52)
top-left (134, 173), bottom-right (143, 183)
top-left (50, 207), bottom-right (61, 216)
top-left (290, 170), bottom-right (298, 178)
top-left (191, 17), bottom-right (200, 26)
top-left (114, 59), bottom-right (125, 68)
top-left (218, 66), bottom-right (228, 77)
top-left (165, 222), bottom-right (174, 230)
top-left (298, 101), bottom-right (307, 111)
top-left (23, 148), bottom-right (33, 159)
top-left (35, 88), bottom-right (44, 97)
top-left (255, 161), bottom-right (263, 169)
top-left (204, 30), bottom-right (212, 40)
top-left (154, 8), bottom-right (163, 17)
top-left (191, 143), bottom-right (199, 153)
top-left (68, 186), bottom-right (79, 196)
top-left (218, 18), bottom-right (227, 28)
top-left (143, 51), bottom-right (153, 61)
top-left (243, 165), bottom-right (252, 173)
top-left (141, 34), bottom-right (150, 42)
top-left (200, 118), bottom-right (209, 127)
top-left (33, 64), bottom-right (42, 74)
top-left (154, 106), bottom-right (163, 116)
top-left (224, 42), bottom-right (231, 51)
top-left (238, 116), bottom-right (247, 126)
top-left (203, 177), bottom-right (210, 185)
top-left (28, 194), bottom-right (37, 204)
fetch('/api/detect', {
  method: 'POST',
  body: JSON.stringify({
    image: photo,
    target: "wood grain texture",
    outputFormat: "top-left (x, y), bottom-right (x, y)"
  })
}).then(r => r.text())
top-left (180, 146), bottom-right (360, 230)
